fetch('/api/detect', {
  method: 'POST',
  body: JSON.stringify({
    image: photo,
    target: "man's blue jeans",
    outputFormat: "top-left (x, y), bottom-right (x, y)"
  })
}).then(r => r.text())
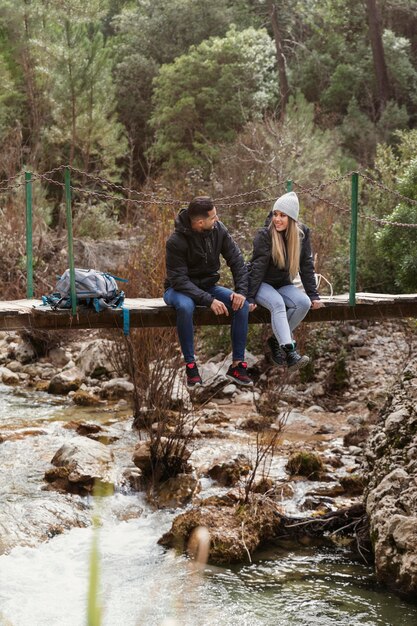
top-left (164, 285), bottom-right (249, 364)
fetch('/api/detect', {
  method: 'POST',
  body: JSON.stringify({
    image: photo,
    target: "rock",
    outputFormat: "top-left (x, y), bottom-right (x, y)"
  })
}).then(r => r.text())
top-left (236, 390), bottom-right (258, 404)
top-left (309, 383), bottom-right (326, 398)
top-left (240, 414), bottom-right (273, 431)
top-left (286, 451), bottom-right (324, 480)
top-left (100, 378), bottom-right (134, 399)
top-left (75, 339), bottom-right (115, 378)
top-left (72, 390), bottom-right (102, 406)
top-left (305, 405), bottom-right (325, 413)
top-left (347, 414), bottom-right (366, 426)
top-left (315, 424), bottom-right (335, 435)
top-left (343, 426), bottom-right (370, 447)
top-left (158, 495), bottom-right (280, 564)
top-left (355, 347), bottom-right (374, 358)
top-left (284, 410), bottom-right (315, 427)
top-left (348, 334), bottom-right (365, 347)
top-left (14, 341), bottom-right (36, 364)
top-left (0, 493), bottom-right (90, 553)
top-left (339, 474), bottom-right (365, 496)
top-left (48, 347), bottom-right (71, 368)
top-left (6, 360), bottom-right (22, 372)
top-left (156, 473), bottom-right (200, 508)
top-left (385, 408), bottom-right (409, 433)
top-left (208, 454), bottom-right (252, 486)
top-left (48, 367), bottom-right (83, 395)
top-left (121, 466), bottom-right (143, 492)
top-left (44, 438), bottom-right (114, 495)
top-left (0, 366), bottom-right (20, 385)
top-left (222, 384), bottom-right (237, 396)
top-left (363, 353), bottom-right (417, 599)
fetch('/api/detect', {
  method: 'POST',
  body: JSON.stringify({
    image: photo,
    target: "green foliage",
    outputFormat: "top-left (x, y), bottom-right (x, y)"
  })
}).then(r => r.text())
top-left (355, 128), bottom-right (417, 293)
top-left (341, 98), bottom-right (408, 165)
top-left (39, 7), bottom-right (127, 177)
top-left (376, 160), bottom-right (417, 291)
top-left (113, 0), bottom-right (256, 177)
top-left (212, 92), bottom-right (346, 274)
top-left (76, 203), bottom-right (120, 239)
top-left (148, 26), bottom-right (278, 176)
top-left (384, 29), bottom-right (417, 107)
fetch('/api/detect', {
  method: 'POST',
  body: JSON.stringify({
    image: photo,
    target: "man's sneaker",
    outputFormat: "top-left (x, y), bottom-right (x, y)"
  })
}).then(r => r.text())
top-left (185, 362), bottom-right (202, 387)
top-left (282, 343), bottom-right (310, 372)
top-left (226, 361), bottom-right (253, 386)
top-left (267, 335), bottom-right (286, 366)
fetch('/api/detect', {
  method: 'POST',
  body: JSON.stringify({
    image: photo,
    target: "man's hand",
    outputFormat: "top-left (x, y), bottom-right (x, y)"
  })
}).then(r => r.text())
top-left (311, 299), bottom-right (325, 309)
top-left (249, 303), bottom-right (257, 312)
top-left (230, 292), bottom-right (246, 311)
top-left (211, 299), bottom-right (229, 316)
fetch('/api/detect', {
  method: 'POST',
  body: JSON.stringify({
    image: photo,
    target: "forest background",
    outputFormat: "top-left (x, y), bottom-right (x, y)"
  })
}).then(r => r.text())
top-left (1, 0), bottom-right (417, 308)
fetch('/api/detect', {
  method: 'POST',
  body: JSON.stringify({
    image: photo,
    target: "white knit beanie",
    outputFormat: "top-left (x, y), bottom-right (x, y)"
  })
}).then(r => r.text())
top-left (272, 191), bottom-right (299, 221)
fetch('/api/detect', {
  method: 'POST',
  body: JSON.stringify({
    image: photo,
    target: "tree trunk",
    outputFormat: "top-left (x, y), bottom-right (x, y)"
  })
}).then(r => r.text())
top-left (365, 0), bottom-right (390, 117)
top-left (267, 1), bottom-right (290, 120)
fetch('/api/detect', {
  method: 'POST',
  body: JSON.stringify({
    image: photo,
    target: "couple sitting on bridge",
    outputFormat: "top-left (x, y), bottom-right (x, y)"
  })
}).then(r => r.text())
top-left (164, 193), bottom-right (324, 388)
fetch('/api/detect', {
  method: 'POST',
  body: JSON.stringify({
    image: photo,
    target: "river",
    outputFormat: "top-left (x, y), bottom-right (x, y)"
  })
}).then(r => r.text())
top-left (1, 383), bottom-right (417, 626)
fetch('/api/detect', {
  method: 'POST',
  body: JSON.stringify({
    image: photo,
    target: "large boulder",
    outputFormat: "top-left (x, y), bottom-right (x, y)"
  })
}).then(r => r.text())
top-left (0, 366), bottom-right (19, 385)
top-left (44, 437), bottom-right (114, 495)
top-left (75, 339), bottom-right (115, 378)
top-left (363, 356), bottom-right (417, 599)
top-left (156, 473), bottom-right (200, 508)
top-left (48, 367), bottom-right (83, 395)
top-left (208, 454), bottom-right (252, 486)
top-left (158, 495), bottom-right (280, 563)
top-left (100, 377), bottom-right (134, 399)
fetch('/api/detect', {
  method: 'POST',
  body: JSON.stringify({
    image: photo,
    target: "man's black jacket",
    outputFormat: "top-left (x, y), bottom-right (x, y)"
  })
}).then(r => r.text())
top-left (164, 208), bottom-right (248, 306)
top-left (247, 222), bottom-right (319, 303)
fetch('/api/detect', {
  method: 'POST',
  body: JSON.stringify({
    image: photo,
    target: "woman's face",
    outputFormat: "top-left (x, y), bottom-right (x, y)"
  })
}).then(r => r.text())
top-left (272, 211), bottom-right (289, 232)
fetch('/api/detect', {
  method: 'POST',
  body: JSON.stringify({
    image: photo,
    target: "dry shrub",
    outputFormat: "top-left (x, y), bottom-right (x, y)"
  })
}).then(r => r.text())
top-left (0, 181), bottom-right (63, 299)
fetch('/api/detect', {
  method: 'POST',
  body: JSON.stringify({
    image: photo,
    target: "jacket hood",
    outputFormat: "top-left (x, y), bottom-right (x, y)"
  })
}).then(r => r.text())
top-left (174, 208), bottom-right (193, 235)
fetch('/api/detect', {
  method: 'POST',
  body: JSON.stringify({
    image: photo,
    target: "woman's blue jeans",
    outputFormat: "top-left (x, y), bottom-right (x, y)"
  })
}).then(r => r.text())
top-left (255, 282), bottom-right (311, 345)
top-left (164, 285), bottom-right (249, 363)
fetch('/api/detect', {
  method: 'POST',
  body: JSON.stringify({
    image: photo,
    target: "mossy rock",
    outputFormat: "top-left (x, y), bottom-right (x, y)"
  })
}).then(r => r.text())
top-left (286, 451), bottom-right (324, 480)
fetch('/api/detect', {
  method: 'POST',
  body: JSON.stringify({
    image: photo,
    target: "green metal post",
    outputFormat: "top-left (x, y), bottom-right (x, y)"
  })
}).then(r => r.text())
top-left (286, 179), bottom-right (293, 192)
top-left (25, 172), bottom-right (34, 298)
top-left (64, 166), bottom-right (77, 315)
top-left (349, 172), bottom-right (359, 307)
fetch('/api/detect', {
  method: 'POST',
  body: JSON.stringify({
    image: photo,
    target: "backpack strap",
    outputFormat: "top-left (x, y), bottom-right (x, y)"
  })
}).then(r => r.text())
top-left (122, 305), bottom-right (130, 336)
top-left (105, 273), bottom-right (129, 283)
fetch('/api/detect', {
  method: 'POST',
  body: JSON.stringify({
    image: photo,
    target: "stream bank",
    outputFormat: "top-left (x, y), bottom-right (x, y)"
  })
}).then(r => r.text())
top-left (0, 318), bottom-right (416, 623)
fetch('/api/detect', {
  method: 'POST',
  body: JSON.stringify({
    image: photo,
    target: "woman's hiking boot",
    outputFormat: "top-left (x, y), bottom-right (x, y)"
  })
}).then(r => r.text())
top-left (185, 362), bottom-right (202, 387)
top-left (267, 335), bottom-right (286, 366)
top-left (282, 343), bottom-right (310, 372)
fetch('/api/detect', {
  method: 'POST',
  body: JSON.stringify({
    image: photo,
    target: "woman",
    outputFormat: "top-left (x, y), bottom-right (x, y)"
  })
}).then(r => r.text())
top-left (247, 191), bottom-right (324, 371)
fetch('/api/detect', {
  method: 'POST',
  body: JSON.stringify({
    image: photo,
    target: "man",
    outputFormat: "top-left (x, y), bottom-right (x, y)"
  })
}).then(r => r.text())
top-left (164, 196), bottom-right (254, 388)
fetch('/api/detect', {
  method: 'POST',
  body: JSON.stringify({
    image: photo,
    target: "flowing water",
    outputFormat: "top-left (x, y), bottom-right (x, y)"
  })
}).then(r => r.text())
top-left (1, 383), bottom-right (417, 626)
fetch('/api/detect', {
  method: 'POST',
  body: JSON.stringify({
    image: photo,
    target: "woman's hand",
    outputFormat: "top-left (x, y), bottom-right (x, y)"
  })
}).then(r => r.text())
top-left (249, 303), bottom-right (257, 312)
top-left (311, 299), bottom-right (325, 309)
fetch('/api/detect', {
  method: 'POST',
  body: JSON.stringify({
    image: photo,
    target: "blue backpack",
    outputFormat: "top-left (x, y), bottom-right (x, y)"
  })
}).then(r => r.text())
top-left (42, 268), bottom-right (127, 312)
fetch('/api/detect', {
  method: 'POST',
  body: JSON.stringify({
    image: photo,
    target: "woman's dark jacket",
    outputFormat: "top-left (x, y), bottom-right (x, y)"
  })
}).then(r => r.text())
top-left (247, 221), bottom-right (319, 303)
top-left (164, 208), bottom-right (248, 307)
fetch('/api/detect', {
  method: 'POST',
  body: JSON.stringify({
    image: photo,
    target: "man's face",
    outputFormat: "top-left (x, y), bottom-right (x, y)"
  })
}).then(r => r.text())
top-left (196, 207), bottom-right (218, 231)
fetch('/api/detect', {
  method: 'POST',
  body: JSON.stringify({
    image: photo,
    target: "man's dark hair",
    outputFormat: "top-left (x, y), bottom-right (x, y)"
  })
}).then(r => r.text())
top-left (187, 196), bottom-right (214, 221)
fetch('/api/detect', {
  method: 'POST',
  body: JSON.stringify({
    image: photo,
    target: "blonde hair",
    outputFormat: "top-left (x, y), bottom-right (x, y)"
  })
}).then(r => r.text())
top-left (269, 217), bottom-right (304, 279)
